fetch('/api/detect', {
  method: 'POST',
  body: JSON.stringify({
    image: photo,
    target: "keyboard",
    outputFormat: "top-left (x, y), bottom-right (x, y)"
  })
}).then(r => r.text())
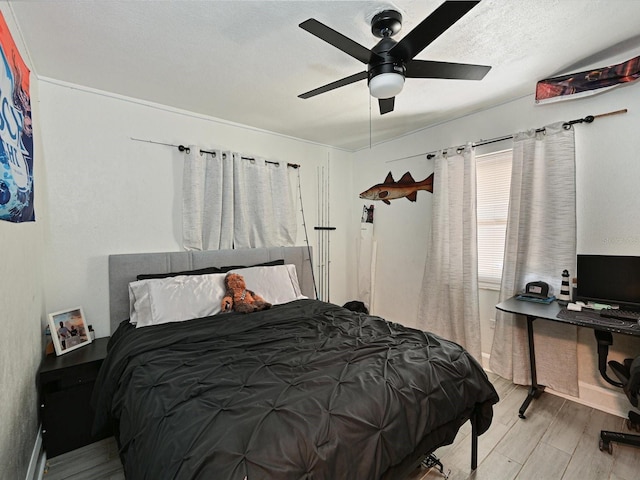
top-left (557, 307), bottom-right (640, 331)
top-left (599, 309), bottom-right (640, 322)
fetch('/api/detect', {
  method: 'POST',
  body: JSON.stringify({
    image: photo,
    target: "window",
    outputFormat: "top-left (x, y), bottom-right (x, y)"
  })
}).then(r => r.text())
top-left (476, 149), bottom-right (512, 288)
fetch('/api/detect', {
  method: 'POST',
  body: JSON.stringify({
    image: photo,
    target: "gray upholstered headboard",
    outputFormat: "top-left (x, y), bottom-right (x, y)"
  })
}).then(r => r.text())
top-left (108, 246), bottom-right (314, 334)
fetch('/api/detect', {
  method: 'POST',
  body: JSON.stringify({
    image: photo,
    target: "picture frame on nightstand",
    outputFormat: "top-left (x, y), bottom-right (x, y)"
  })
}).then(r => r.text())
top-left (47, 306), bottom-right (92, 356)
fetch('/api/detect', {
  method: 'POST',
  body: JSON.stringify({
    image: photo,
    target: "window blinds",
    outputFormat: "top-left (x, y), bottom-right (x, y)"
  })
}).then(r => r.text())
top-left (476, 149), bottom-right (512, 287)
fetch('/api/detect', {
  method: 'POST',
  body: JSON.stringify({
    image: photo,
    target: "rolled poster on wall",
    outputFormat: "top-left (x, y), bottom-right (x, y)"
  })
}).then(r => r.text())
top-left (535, 55), bottom-right (640, 104)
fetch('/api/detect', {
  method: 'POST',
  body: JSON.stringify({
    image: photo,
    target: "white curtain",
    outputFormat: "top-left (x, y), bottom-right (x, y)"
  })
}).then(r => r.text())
top-left (489, 122), bottom-right (577, 395)
top-left (182, 147), bottom-right (296, 251)
top-left (182, 147), bottom-right (234, 251)
top-left (417, 145), bottom-right (482, 361)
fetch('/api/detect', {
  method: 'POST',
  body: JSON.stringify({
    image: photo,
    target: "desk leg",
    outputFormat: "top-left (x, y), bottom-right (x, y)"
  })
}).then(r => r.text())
top-left (519, 315), bottom-right (545, 419)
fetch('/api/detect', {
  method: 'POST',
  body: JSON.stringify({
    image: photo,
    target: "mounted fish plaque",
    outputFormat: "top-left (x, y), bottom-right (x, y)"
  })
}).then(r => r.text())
top-left (359, 171), bottom-right (433, 205)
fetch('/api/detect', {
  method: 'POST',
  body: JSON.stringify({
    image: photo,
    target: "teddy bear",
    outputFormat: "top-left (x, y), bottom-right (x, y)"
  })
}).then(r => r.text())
top-left (221, 273), bottom-right (272, 313)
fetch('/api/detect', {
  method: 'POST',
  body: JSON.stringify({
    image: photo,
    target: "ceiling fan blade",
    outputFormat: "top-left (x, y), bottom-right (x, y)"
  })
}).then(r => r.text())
top-left (379, 97), bottom-right (395, 115)
top-left (299, 19), bottom-right (376, 64)
top-left (299, 71), bottom-right (368, 99)
top-left (389, 1), bottom-right (480, 62)
top-left (406, 60), bottom-right (491, 80)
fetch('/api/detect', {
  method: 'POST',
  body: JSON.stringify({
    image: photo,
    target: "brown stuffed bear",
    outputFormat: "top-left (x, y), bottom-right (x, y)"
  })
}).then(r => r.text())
top-left (221, 273), bottom-right (272, 313)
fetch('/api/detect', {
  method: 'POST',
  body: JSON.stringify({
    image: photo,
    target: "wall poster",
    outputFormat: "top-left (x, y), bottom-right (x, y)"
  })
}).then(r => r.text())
top-left (0, 11), bottom-right (33, 223)
top-left (535, 55), bottom-right (640, 104)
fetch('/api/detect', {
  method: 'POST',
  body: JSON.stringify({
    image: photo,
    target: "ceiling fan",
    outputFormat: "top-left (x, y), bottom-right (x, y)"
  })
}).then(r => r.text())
top-left (298, 0), bottom-right (491, 115)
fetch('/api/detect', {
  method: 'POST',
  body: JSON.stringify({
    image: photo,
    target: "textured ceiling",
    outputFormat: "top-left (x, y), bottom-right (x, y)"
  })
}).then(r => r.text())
top-left (9, 0), bottom-right (640, 151)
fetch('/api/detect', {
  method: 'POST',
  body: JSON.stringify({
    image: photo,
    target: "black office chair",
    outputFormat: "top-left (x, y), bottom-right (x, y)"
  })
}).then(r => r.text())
top-left (599, 355), bottom-right (640, 453)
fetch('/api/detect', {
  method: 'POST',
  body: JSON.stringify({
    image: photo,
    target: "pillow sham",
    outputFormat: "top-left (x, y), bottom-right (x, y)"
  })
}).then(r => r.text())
top-left (129, 273), bottom-right (227, 328)
top-left (228, 264), bottom-right (306, 305)
top-left (136, 265), bottom-right (223, 281)
top-left (219, 258), bottom-right (284, 272)
top-left (136, 259), bottom-right (284, 281)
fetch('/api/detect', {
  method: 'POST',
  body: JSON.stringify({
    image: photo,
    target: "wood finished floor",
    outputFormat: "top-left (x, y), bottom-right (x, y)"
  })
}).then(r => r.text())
top-left (44, 372), bottom-right (639, 480)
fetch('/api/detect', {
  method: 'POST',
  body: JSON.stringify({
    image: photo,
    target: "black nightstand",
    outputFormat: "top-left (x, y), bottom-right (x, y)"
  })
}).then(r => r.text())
top-left (38, 336), bottom-right (111, 458)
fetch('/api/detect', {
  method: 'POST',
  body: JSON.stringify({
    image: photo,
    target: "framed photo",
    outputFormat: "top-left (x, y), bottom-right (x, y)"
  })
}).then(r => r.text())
top-left (47, 307), bottom-right (92, 356)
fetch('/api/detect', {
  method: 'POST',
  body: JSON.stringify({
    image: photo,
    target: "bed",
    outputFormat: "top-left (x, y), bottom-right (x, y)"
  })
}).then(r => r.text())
top-left (92, 246), bottom-right (499, 479)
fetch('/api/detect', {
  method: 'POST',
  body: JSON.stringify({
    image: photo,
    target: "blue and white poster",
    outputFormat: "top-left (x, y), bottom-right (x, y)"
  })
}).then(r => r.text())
top-left (0, 11), bottom-right (33, 223)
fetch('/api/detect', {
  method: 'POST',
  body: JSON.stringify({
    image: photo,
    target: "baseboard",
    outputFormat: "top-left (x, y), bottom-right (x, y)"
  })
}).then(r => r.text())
top-left (25, 427), bottom-right (46, 480)
top-left (481, 352), bottom-right (491, 370)
top-left (546, 381), bottom-right (629, 418)
top-left (481, 352), bottom-right (629, 418)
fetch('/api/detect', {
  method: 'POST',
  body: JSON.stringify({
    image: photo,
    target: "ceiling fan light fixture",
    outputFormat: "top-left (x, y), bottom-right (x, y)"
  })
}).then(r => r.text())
top-left (298, 1), bottom-right (490, 115)
top-left (369, 72), bottom-right (404, 99)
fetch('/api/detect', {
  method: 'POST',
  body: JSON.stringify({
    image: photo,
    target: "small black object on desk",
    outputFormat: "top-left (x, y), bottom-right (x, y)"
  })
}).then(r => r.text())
top-left (38, 336), bottom-right (111, 458)
top-left (495, 297), bottom-right (640, 420)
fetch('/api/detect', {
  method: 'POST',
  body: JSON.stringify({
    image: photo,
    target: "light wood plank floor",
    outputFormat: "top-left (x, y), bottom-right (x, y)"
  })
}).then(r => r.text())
top-left (43, 436), bottom-right (124, 480)
top-left (44, 372), bottom-right (639, 480)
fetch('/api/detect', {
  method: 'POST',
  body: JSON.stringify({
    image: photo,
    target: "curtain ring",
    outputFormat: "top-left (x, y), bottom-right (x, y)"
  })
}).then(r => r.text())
top-left (562, 122), bottom-right (572, 130)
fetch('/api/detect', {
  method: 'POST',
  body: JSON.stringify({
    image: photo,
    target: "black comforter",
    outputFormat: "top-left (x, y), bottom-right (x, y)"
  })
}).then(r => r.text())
top-left (93, 299), bottom-right (498, 480)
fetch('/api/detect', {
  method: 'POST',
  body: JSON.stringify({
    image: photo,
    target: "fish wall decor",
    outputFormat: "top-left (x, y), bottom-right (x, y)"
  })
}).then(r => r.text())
top-left (359, 171), bottom-right (433, 205)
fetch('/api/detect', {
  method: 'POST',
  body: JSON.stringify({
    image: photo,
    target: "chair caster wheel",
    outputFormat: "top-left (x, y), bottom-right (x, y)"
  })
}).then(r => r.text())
top-left (626, 418), bottom-right (640, 432)
top-left (599, 438), bottom-right (613, 454)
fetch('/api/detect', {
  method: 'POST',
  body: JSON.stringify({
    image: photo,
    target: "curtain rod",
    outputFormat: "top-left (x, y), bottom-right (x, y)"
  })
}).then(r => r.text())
top-left (195, 148), bottom-right (300, 169)
top-left (129, 137), bottom-right (300, 169)
top-left (386, 108), bottom-right (627, 162)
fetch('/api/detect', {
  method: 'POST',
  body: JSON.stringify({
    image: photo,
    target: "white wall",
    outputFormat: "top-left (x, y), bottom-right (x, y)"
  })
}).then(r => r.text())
top-left (37, 79), bottom-right (353, 339)
top-left (352, 68), bottom-right (640, 410)
top-left (348, 139), bottom-right (433, 323)
top-left (0, 4), bottom-right (46, 478)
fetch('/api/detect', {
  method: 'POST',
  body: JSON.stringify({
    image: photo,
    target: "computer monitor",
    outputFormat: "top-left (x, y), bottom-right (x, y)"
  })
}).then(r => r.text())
top-left (576, 255), bottom-right (640, 311)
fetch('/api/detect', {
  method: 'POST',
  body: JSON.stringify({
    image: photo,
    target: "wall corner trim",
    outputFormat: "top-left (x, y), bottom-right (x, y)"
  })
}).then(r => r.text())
top-left (25, 427), bottom-right (45, 480)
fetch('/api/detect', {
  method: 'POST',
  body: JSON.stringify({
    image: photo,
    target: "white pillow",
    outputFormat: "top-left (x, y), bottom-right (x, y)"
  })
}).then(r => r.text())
top-left (129, 281), bottom-right (151, 326)
top-left (129, 273), bottom-right (227, 328)
top-left (228, 264), bottom-right (306, 305)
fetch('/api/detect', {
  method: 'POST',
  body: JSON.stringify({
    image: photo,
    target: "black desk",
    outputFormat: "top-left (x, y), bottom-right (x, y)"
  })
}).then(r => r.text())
top-left (496, 297), bottom-right (640, 419)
